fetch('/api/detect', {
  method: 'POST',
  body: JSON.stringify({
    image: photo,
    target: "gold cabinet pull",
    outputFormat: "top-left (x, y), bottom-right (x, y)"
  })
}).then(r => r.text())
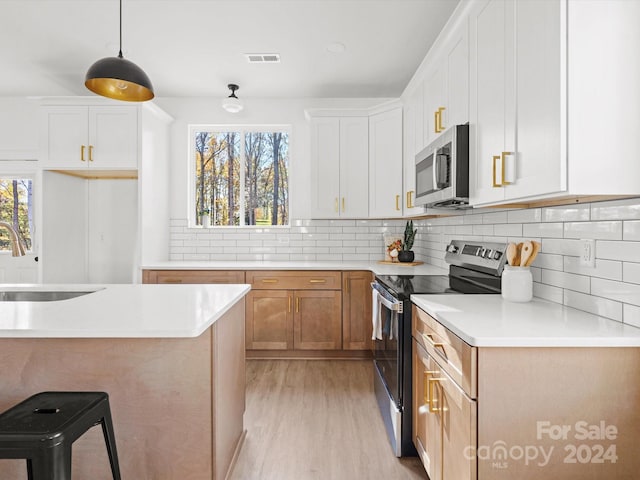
top-left (434, 110), bottom-right (439, 134)
top-left (395, 195), bottom-right (400, 211)
top-left (80, 145), bottom-right (86, 161)
top-left (406, 191), bottom-right (414, 209)
top-left (428, 377), bottom-right (446, 413)
top-left (295, 297), bottom-right (300, 313)
top-left (162, 279), bottom-right (182, 284)
top-left (435, 107), bottom-right (446, 133)
top-left (423, 370), bottom-right (439, 405)
top-left (335, 198), bottom-right (339, 212)
top-left (501, 151), bottom-right (512, 185)
top-left (422, 332), bottom-right (445, 349)
top-left (344, 277), bottom-right (349, 294)
top-left (342, 197), bottom-right (345, 213)
top-left (492, 155), bottom-right (501, 187)
top-left (309, 279), bottom-right (326, 284)
top-left (288, 296), bottom-right (291, 313)
top-left (261, 279), bottom-right (278, 284)
top-left (89, 145), bottom-right (94, 162)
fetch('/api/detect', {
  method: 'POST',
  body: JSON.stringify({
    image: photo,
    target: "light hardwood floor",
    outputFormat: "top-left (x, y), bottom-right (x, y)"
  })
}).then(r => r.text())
top-left (230, 360), bottom-right (428, 480)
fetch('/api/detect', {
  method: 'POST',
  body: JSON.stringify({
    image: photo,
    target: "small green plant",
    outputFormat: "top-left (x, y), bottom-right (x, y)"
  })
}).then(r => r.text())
top-left (402, 220), bottom-right (417, 251)
top-left (199, 208), bottom-right (210, 216)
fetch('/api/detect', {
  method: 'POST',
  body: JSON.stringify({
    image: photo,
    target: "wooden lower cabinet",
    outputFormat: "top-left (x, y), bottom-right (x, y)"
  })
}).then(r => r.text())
top-left (294, 290), bottom-right (342, 350)
top-left (342, 271), bottom-right (373, 350)
top-left (245, 288), bottom-right (342, 350)
top-left (245, 290), bottom-right (293, 350)
top-left (142, 270), bottom-right (244, 284)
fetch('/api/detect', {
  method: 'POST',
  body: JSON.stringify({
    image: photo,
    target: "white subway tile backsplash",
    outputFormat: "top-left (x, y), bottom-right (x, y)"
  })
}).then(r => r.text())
top-left (563, 290), bottom-right (623, 321)
top-left (591, 198), bottom-right (640, 220)
top-left (623, 304), bottom-right (640, 329)
top-left (591, 278), bottom-right (640, 307)
top-left (564, 257), bottom-right (622, 281)
top-left (543, 204), bottom-right (590, 222)
top-left (596, 240), bottom-right (640, 262)
top-left (623, 221), bottom-right (640, 241)
top-left (507, 208), bottom-right (542, 223)
top-left (167, 197), bottom-right (640, 324)
top-left (542, 269), bottom-right (590, 293)
top-left (523, 222), bottom-right (563, 238)
top-left (563, 221), bottom-right (623, 240)
top-left (623, 263), bottom-right (640, 285)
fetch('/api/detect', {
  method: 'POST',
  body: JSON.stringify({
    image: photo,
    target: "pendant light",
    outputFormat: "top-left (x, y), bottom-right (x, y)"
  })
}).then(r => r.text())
top-left (222, 84), bottom-right (244, 113)
top-left (85, 0), bottom-right (154, 102)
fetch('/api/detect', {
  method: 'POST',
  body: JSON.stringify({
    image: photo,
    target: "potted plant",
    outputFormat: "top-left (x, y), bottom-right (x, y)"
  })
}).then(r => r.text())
top-left (398, 220), bottom-right (417, 263)
top-left (199, 208), bottom-right (211, 228)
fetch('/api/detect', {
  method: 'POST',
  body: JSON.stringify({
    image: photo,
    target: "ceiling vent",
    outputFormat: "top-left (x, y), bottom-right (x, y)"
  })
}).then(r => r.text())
top-left (245, 53), bottom-right (281, 64)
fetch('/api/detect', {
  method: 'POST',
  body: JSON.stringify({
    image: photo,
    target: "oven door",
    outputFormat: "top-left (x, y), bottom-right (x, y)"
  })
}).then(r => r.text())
top-left (371, 282), bottom-right (403, 406)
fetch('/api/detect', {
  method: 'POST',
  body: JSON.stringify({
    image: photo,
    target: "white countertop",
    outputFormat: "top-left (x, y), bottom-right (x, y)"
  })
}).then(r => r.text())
top-left (0, 284), bottom-right (250, 338)
top-left (142, 260), bottom-right (449, 276)
top-left (411, 294), bottom-right (640, 347)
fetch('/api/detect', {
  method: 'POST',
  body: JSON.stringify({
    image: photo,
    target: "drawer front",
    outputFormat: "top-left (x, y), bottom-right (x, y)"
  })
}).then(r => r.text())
top-left (413, 306), bottom-right (477, 398)
top-left (246, 271), bottom-right (341, 290)
top-left (144, 270), bottom-right (245, 284)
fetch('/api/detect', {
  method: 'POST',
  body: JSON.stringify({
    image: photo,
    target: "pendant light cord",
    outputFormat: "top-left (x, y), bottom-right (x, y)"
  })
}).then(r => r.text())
top-left (118, 0), bottom-right (123, 59)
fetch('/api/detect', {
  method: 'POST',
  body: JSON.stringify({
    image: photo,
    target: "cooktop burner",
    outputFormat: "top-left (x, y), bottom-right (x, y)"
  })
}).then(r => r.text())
top-left (375, 273), bottom-right (500, 300)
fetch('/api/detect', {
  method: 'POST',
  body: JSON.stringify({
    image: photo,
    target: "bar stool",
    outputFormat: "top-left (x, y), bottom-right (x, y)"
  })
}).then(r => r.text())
top-left (0, 391), bottom-right (121, 480)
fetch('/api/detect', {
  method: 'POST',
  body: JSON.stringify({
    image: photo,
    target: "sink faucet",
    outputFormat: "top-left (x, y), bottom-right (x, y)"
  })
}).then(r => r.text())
top-left (0, 221), bottom-right (26, 257)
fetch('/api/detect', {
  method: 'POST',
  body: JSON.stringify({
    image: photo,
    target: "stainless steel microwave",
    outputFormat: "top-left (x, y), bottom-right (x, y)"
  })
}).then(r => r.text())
top-left (414, 124), bottom-right (469, 208)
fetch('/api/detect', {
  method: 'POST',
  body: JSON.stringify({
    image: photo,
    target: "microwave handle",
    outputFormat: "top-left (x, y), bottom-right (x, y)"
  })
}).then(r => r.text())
top-left (432, 151), bottom-right (440, 191)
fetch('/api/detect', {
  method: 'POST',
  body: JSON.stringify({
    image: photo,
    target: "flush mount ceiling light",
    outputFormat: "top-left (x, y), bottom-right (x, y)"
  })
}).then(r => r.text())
top-left (222, 84), bottom-right (244, 113)
top-left (84, 0), bottom-right (154, 102)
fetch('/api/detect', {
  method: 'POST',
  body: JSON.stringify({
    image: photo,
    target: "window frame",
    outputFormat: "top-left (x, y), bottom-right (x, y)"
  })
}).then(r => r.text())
top-left (187, 124), bottom-right (292, 228)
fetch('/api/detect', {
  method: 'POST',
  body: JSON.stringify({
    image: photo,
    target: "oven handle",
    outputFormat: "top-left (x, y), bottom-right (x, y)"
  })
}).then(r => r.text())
top-left (371, 282), bottom-right (403, 312)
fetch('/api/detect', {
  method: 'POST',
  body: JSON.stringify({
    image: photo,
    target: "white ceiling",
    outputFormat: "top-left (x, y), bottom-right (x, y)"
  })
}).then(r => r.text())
top-left (0, 0), bottom-right (459, 99)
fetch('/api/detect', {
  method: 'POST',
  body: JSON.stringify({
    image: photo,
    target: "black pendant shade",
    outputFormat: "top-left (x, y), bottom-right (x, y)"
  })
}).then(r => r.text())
top-left (85, 53), bottom-right (154, 102)
top-left (84, 0), bottom-right (154, 102)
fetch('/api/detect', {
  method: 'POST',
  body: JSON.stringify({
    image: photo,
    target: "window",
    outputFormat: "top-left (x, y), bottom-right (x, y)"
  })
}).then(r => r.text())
top-left (0, 177), bottom-right (33, 252)
top-left (191, 126), bottom-right (290, 226)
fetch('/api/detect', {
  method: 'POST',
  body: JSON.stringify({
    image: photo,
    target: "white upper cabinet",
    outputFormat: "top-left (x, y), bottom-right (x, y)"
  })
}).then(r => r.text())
top-left (369, 106), bottom-right (403, 218)
top-left (402, 88), bottom-right (423, 216)
top-left (310, 116), bottom-right (368, 218)
top-left (470, 0), bottom-right (640, 206)
top-left (40, 105), bottom-right (138, 169)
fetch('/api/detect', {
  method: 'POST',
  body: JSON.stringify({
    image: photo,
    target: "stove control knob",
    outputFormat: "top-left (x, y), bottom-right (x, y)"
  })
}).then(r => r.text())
top-left (493, 251), bottom-right (502, 260)
top-left (485, 249), bottom-right (494, 259)
top-left (479, 247), bottom-right (486, 257)
top-left (446, 244), bottom-right (459, 254)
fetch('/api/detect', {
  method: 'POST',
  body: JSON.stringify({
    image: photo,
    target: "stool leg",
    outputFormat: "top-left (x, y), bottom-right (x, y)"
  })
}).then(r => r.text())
top-left (29, 445), bottom-right (72, 480)
top-left (100, 412), bottom-right (122, 480)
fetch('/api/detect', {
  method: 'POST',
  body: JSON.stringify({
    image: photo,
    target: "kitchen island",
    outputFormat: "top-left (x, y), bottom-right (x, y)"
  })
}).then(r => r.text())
top-left (0, 283), bottom-right (250, 479)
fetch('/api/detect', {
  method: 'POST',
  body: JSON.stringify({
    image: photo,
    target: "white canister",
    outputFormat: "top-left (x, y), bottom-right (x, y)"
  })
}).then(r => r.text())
top-left (501, 266), bottom-right (533, 302)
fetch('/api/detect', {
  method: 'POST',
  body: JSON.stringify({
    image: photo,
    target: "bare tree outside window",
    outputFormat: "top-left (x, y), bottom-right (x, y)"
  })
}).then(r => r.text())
top-left (193, 127), bottom-right (289, 227)
top-left (0, 178), bottom-right (33, 251)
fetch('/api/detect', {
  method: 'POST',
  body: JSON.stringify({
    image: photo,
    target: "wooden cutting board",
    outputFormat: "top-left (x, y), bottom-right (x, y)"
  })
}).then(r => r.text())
top-left (377, 261), bottom-right (425, 266)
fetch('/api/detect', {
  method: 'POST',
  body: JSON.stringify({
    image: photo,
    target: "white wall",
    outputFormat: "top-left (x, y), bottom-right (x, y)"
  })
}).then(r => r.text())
top-left (0, 97), bottom-right (39, 159)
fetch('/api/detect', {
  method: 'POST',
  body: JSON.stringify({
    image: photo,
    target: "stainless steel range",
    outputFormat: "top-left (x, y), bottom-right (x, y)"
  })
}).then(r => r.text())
top-left (371, 239), bottom-right (507, 456)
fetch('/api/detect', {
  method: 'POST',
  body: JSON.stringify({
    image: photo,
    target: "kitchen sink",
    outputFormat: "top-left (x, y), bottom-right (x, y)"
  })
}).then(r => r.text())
top-left (0, 290), bottom-right (97, 302)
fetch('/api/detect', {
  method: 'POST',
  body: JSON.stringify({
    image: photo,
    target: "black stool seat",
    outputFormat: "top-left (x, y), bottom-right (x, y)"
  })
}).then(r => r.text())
top-left (0, 391), bottom-right (121, 480)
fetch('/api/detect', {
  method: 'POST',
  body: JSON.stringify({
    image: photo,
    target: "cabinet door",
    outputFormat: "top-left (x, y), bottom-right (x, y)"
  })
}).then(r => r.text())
top-left (339, 117), bottom-right (369, 218)
top-left (369, 107), bottom-right (403, 218)
top-left (437, 367), bottom-right (477, 480)
top-left (342, 271), bottom-right (373, 350)
top-left (413, 339), bottom-right (441, 480)
top-left (310, 117), bottom-right (341, 218)
top-left (469, 0), bottom-right (514, 205)
top-left (446, 17), bottom-right (470, 129)
top-left (245, 290), bottom-right (293, 350)
top-left (423, 64), bottom-right (446, 146)
top-left (89, 106), bottom-right (138, 169)
top-left (506, 0), bottom-right (564, 200)
top-left (403, 88), bottom-right (423, 216)
top-left (40, 106), bottom-right (89, 168)
top-left (294, 290), bottom-right (342, 350)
